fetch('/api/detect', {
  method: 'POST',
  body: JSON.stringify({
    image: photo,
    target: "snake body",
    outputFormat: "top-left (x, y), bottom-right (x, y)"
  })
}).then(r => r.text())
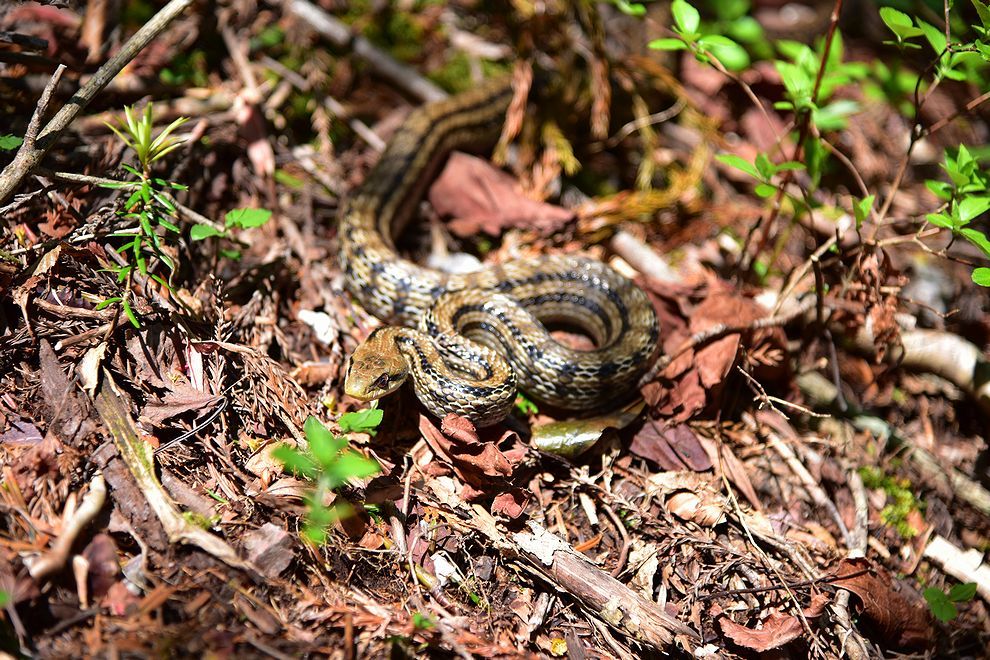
top-left (341, 77), bottom-right (660, 426)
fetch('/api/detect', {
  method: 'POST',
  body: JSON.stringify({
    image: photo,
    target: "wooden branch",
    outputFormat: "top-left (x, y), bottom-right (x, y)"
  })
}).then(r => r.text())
top-left (0, 0), bottom-right (195, 206)
top-left (27, 472), bottom-right (106, 579)
top-left (92, 369), bottom-right (261, 577)
top-left (287, 0), bottom-right (446, 103)
top-left (923, 535), bottom-right (990, 603)
top-left (512, 522), bottom-right (699, 649)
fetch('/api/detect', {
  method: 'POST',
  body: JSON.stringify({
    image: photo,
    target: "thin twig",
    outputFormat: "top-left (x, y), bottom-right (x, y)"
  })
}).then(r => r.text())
top-left (741, 0), bottom-right (844, 274)
top-left (640, 295), bottom-right (817, 386)
top-left (288, 0), bottom-right (446, 103)
top-left (23, 65), bottom-right (66, 150)
top-left (0, 0), bottom-right (195, 206)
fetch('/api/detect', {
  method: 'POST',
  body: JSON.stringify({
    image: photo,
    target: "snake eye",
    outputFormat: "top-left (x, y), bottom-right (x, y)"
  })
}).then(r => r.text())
top-left (373, 374), bottom-right (390, 390)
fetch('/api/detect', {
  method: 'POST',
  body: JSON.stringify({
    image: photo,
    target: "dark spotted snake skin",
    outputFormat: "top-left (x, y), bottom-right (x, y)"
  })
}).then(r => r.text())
top-left (341, 77), bottom-right (660, 426)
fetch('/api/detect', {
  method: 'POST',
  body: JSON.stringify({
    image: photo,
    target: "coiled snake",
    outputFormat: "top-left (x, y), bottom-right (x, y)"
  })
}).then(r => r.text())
top-left (341, 77), bottom-right (660, 426)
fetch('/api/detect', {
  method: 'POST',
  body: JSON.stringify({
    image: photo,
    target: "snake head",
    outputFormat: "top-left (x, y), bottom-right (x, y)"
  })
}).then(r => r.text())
top-left (344, 328), bottom-right (409, 401)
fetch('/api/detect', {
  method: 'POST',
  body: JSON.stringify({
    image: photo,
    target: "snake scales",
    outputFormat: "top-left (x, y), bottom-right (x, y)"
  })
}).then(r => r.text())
top-left (341, 76), bottom-right (660, 426)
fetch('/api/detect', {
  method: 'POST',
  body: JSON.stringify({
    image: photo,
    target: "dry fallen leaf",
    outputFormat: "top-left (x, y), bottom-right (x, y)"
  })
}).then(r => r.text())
top-left (717, 593), bottom-right (829, 652)
top-left (832, 557), bottom-right (934, 650)
top-left (429, 152), bottom-right (574, 237)
top-left (419, 414), bottom-right (530, 512)
top-left (719, 611), bottom-right (804, 652)
top-left (641, 277), bottom-right (786, 424)
top-left (629, 420), bottom-right (711, 471)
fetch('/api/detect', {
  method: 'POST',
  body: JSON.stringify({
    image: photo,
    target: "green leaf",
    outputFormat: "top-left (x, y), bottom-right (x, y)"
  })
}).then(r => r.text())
top-left (274, 169), bottom-right (305, 189)
top-left (924, 587), bottom-right (957, 622)
top-left (925, 179), bottom-right (954, 201)
top-left (326, 451), bottom-right (381, 487)
top-left (190, 224), bottom-right (224, 241)
top-left (0, 590), bottom-right (9, 607)
top-left (974, 0), bottom-right (990, 29)
top-left (917, 20), bottom-right (947, 59)
top-left (926, 212), bottom-right (954, 229)
top-left (958, 196), bottom-right (990, 224)
top-left (729, 16), bottom-right (763, 43)
top-left (121, 298), bottom-right (140, 329)
top-left (754, 182), bottom-right (777, 198)
top-left (948, 582), bottom-right (978, 602)
top-left (272, 444), bottom-right (319, 479)
top-left (671, 0), bottom-right (700, 35)
top-left (95, 297), bottom-right (121, 310)
top-left (972, 267), bottom-right (990, 286)
top-left (853, 194), bottom-right (875, 227)
top-left (813, 99), bottom-right (860, 131)
top-left (804, 137), bottom-right (826, 188)
top-left (775, 161), bottom-right (806, 172)
top-left (125, 189), bottom-right (143, 209)
top-left (338, 408), bottom-right (385, 434)
top-left (775, 61), bottom-right (812, 106)
top-left (755, 153), bottom-right (774, 180)
top-left (611, 0), bottom-right (646, 16)
top-left (699, 35), bottom-right (750, 70)
top-left (715, 153), bottom-right (760, 179)
top-left (878, 6), bottom-right (912, 29)
top-left (225, 208), bottom-right (273, 229)
top-left (304, 416), bottom-right (345, 468)
top-left (0, 134), bottom-right (23, 150)
top-left (411, 612), bottom-right (436, 630)
top-left (152, 192), bottom-right (177, 215)
top-left (648, 38), bottom-right (687, 51)
top-left (878, 7), bottom-right (924, 41)
top-left (960, 228), bottom-right (990, 258)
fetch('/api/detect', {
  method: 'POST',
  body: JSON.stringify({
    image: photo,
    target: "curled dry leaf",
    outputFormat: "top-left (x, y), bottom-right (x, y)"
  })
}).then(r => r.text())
top-left (429, 152), bottom-right (574, 238)
top-left (81, 533), bottom-right (120, 602)
top-left (640, 278), bottom-right (787, 423)
top-left (832, 556), bottom-right (933, 650)
top-left (419, 414), bottom-right (530, 508)
top-left (629, 420), bottom-right (711, 471)
top-left (718, 593), bottom-right (829, 652)
top-left (647, 472), bottom-right (727, 527)
top-left (491, 489), bottom-right (530, 519)
top-left (140, 384), bottom-right (221, 426)
top-left (666, 491), bottom-right (726, 527)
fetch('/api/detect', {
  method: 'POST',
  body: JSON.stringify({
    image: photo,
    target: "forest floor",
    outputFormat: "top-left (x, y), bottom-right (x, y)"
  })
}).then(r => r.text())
top-left (2, 1), bottom-right (990, 658)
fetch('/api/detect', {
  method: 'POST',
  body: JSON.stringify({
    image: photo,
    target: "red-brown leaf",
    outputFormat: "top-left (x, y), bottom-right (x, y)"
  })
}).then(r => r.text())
top-left (429, 152), bottom-right (574, 237)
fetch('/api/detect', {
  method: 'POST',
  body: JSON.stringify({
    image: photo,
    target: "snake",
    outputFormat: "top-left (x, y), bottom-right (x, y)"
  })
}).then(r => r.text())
top-left (340, 76), bottom-right (660, 426)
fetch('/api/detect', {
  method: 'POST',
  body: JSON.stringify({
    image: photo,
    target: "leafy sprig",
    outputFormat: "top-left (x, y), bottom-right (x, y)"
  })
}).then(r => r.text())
top-left (273, 413), bottom-right (382, 545)
top-left (924, 582), bottom-right (978, 622)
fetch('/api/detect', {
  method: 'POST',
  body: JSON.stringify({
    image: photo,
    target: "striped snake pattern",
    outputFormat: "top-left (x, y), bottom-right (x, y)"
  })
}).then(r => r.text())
top-left (341, 77), bottom-right (660, 426)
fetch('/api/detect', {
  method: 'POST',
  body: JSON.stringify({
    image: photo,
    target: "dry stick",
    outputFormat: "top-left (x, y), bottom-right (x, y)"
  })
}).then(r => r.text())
top-left (509, 518), bottom-right (699, 649)
top-left (831, 469), bottom-right (871, 660)
top-left (765, 429), bottom-right (851, 547)
top-left (40, 165), bottom-right (231, 236)
top-left (812, 257), bottom-right (847, 412)
top-left (713, 427), bottom-right (825, 653)
top-left (926, 88), bottom-right (990, 135)
top-left (741, 0), bottom-right (844, 273)
top-left (27, 472), bottom-right (107, 579)
top-left (816, 133), bottom-right (871, 201)
top-left (287, 0), bottom-right (446, 103)
top-left (637, 296), bottom-right (817, 387)
top-left (0, 0), bottom-right (195, 206)
top-left (261, 55), bottom-right (386, 153)
top-left (22, 65), bottom-right (66, 151)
